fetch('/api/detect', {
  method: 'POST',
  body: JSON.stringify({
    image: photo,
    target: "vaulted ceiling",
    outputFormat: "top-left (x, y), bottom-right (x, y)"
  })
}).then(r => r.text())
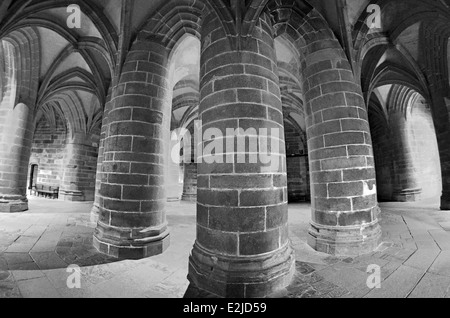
top-left (0, 0), bottom-right (448, 138)
top-left (0, 0), bottom-right (119, 136)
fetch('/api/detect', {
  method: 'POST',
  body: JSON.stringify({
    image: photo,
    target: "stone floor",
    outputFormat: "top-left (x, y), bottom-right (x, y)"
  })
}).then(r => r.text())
top-left (1, 196), bottom-right (450, 298)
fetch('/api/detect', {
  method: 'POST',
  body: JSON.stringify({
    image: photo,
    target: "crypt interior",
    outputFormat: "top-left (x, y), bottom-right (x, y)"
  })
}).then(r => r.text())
top-left (0, 0), bottom-right (450, 298)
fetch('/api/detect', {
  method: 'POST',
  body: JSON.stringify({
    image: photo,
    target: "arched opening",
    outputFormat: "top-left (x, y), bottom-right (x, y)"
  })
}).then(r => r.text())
top-left (28, 164), bottom-right (39, 195)
top-left (0, 31), bottom-right (38, 212)
top-left (166, 35), bottom-right (200, 202)
top-left (284, 118), bottom-right (310, 202)
top-left (274, 36), bottom-right (310, 204)
top-left (28, 107), bottom-right (68, 199)
top-left (92, 2), bottom-right (205, 258)
top-left (368, 84), bottom-right (442, 203)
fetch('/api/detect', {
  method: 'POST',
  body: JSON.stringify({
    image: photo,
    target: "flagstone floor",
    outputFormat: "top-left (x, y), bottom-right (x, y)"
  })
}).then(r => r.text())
top-left (1, 196), bottom-right (450, 298)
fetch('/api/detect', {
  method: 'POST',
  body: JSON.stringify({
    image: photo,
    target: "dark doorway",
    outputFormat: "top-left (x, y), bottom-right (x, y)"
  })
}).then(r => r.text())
top-left (29, 164), bottom-right (38, 195)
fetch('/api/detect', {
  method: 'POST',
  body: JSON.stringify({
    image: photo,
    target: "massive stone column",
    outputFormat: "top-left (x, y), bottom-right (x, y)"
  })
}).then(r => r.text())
top-left (0, 102), bottom-right (34, 212)
top-left (431, 95), bottom-right (450, 210)
top-left (182, 126), bottom-right (197, 202)
top-left (389, 109), bottom-right (422, 202)
top-left (60, 132), bottom-right (99, 202)
top-left (369, 104), bottom-right (394, 202)
top-left (182, 163), bottom-right (197, 202)
top-left (166, 136), bottom-right (183, 201)
top-left (93, 40), bottom-right (171, 259)
top-left (302, 20), bottom-right (381, 256)
top-left (421, 27), bottom-right (450, 210)
top-left (188, 12), bottom-right (295, 298)
top-left (91, 90), bottom-right (113, 222)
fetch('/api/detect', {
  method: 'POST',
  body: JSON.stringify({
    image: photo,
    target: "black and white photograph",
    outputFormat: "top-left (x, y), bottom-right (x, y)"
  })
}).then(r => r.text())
top-left (0, 0), bottom-right (449, 303)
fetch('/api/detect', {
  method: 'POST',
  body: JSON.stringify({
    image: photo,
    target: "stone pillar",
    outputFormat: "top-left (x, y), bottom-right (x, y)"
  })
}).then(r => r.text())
top-left (421, 30), bottom-right (450, 210)
top-left (91, 90), bottom-right (113, 223)
top-left (303, 36), bottom-right (381, 256)
top-left (433, 97), bottom-right (450, 210)
top-left (182, 126), bottom-right (197, 202)
top-left (182, 163), bottom-right (197, 202)
top-left (166, 136), bottom-right (183, 201)
top-left (369, 107), bottom-right (394, 202)
top-left (93, 40), bottom-right (171, 259)
top-left (389, 111), bottom-right (422, 202)
top-left (60, 132), bottom-right (99, 202)
top-left (188, 12), bottom-right (295, 298)
top-left (427, 93), bottom-right (450, 209)
top-left (0, 102), bottom-right (34, 212)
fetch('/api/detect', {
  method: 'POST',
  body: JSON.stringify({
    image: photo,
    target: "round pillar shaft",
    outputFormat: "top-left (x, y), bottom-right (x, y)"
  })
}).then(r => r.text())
top-left (389, 112), bottom-right (421, 202)
top-left (182, 163), bottom-right (197, 202)
top-left (60, 132), bottom-right (98, 202)
top-left (438, 129), bottom-right (450, 210)
top-left (91, 89), bottom-right (113, 223)
top-left (0, 102), bottom-right (34, 212)
top-left (188, 12), bottom-right (295, 298)
top-left (93, 41), bottom-right (171, 259)
top-left (432, 97), bottom-right (450, 210)
top-left (304, 42), bottom-right (381, 256)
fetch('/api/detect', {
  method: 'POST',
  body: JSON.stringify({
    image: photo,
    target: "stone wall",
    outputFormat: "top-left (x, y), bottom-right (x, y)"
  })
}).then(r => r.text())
top-left (370, 99), bottom-right (441, 201)
top-left (284, 121), bottom-right (310, 202)
top-left (29, 115), bottom-right (100, 202)
top-left (408, 104), bottom-right (442, 199)
top-left (29, 115), bottom-right (66, 189)
top-left (60, 132), bottom-right (100, 202)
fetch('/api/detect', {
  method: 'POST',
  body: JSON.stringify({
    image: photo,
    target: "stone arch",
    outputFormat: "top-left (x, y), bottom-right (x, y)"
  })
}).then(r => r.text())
top-left (0, 2), bottom-right (117, 108)
top-left (2, 27), bottom-right (40, 107)
top-left (356, 4), bottom-right (450, 208)
top-left (0, 0), bottom-right (118, 64)
top-left (0, 0), bottom-right (119, 209)
top-left (359, 38), bottom-right (430, 104)
top-left (369, 84), bottom-right (441, 202)
top-left (353, 0), bottom-right (450, 53)
top-left (94, 1), bottom-right (210, 259)
top-left (0, 25), bottom-right (40, 212)
top-left (135, 0), bottom-right (209, 52)
top-left (268, 0), bottom-right (382, 256)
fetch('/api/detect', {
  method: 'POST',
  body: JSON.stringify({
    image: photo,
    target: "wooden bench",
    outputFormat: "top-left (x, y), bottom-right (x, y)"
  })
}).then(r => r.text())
top-left (33, 184), bottom-right (59, 199)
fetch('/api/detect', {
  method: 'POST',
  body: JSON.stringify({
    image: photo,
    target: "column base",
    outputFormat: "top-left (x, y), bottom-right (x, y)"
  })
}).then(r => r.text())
top-left (181, 193), bottom-right (197, 202)
top-left (60, 190), bottom-right (84, 202)
top-left (188, 243), bottom-right (295, 298)
top-left (308, 221), bottom-right (382, 257)
top-left (0, 195), bottom-right (28, 213)
top-left (441, 191), bottom-right (450, 210)
top-left (93, 222), bottom-right (170, 260)
top-left (90, 204), bottom-right (100, 224)
top-left (393, 188), bottom-right (422, 202)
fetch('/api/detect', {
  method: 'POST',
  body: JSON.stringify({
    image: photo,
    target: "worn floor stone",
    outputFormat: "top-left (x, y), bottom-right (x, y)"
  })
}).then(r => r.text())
top-left (429, 251), bottom-right (450, 277)
top-left (16, 277), bottom-right (61, 298)
top-left (428, 230), bottom-right (450, 251)
top-left (364, 265), bottom-right (425, 298)
top-left (404, 249), bottom-right (440, 270)
top-left (1, 197), bottom-right (450, 298)
top-left (408, 273), bottom-right (450, 298)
